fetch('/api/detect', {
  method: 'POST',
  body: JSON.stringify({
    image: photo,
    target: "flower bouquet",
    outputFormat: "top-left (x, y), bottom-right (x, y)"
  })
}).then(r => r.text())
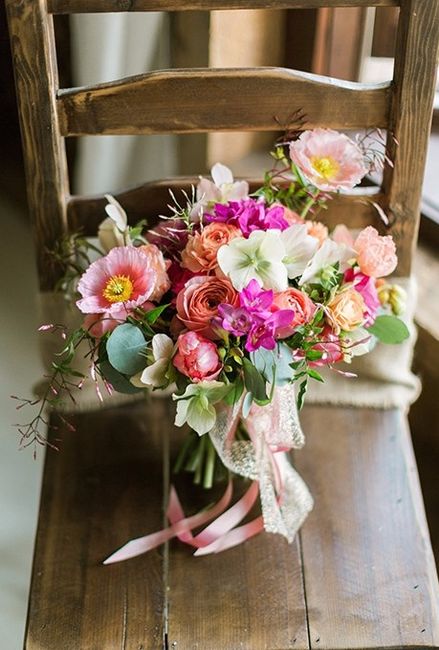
top-left (17, 128), bottom-right (409, 560)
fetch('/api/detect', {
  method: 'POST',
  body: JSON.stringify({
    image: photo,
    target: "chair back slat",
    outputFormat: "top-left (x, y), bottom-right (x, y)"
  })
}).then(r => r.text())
top-left (58, 69), bottom-right (390, 136)
top-left (67, 182), bottom-right (384, 235)
top-left (6, 0), bottom-right (439, 289)
top-left (48, 0), bottom-right (400, 14)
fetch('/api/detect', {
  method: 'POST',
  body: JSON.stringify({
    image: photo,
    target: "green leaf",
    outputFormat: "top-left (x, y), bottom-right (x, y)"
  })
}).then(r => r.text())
top-left (296, 379), bottom-right (308, 410)
top-left (366, 315), bottom-right (410, 344)
top-left (305, 349), bottom-right (323, 361)
top-left (250, 343), bottom-right (294, 386)
top-left (223, 377), bottom-right (244, 406)
top-left (106, 323), bottom-right (147, 375)
top-left (100, 360), bottom-right (144, 394)
top-left (144, 303), bottom-right (170, 324)
top-left (307, 368), bottom-right (324, 383)
top-left (242, 358), bottom-right (268, 402)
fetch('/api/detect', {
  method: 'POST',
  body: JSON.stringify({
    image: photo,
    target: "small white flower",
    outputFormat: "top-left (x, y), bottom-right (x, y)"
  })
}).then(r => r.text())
top-left (342, 327), bottom-right (376, 362)
top-left (217, 230), bottom-right (288, 292)
top-left (131, 334), bottom-right (174, 388)
top-left (190, 163), bottom-right (249, 220)
top-left (299, 238), bottom-right (355, 286)
top-left (173, 380), bottom-right (229, 435)
top-left (98, 195), bottom-right (132, 252)
top-left (281, 224), bottom-right (319, 279)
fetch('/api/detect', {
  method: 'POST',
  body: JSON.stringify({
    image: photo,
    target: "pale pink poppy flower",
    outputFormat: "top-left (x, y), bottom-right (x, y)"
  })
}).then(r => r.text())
top-left (77, 246), bottom-right (158, 315)
top-left (354, 226), bottom-right (397, 277)
top-left (289, 129), bottom-right (368, 191)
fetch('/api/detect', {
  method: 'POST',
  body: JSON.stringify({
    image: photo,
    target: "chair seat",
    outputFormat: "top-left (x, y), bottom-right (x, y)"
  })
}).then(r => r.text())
top-left (24, 400), bottom-right (439, 650)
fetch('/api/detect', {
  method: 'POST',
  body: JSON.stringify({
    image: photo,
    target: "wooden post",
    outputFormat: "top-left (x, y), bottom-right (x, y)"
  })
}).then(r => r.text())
top-left (5, 0), bottom-right (69, 291)
top-left (384, 0), bottom-right (439, 275)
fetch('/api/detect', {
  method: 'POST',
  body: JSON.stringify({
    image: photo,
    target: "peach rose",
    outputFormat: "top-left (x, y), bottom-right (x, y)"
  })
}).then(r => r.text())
top-left (354, 226), bottom-right (397, 278)
top-left (138, 244), bottom-right (171, 302)
top-left (272, 288), bottom-right (316, 338)
top-left (176, 275), bottom-right (239, 339)
top-left (181, 223), bottom-right (241, 273)
top-left (306, 221), bottom-right (328, 246)
top-left (326, 288), bottom-right (365, 333)
top-left (274, 205), bottom-right (304, 227)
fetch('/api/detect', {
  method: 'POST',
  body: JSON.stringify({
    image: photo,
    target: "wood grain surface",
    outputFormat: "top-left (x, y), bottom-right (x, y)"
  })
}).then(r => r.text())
top-left (24, 401), bottom-right (439, 649)
top-left (57, 68), bottom-right (390, 136)
top-left (48, 0), bottom-right (400, 14)
top-left (67, 179), bottom-right (386, 236)
top-left (5, 0), bottom-right (69, 291)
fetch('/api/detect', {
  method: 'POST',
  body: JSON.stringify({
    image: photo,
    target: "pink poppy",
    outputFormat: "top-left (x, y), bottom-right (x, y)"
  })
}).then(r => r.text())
top-left (77, 246), bottom-right (158, 315)
top-left (289, 129), bottom-right (367, 191)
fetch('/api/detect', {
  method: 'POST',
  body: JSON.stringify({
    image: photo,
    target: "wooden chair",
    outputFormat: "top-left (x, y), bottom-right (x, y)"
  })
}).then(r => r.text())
top-left (6, 1), bottom-right (439, 648)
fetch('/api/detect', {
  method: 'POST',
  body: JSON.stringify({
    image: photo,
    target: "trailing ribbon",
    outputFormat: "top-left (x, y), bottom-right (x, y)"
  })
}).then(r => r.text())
top-left (104, 384), bottom-right (313, 564)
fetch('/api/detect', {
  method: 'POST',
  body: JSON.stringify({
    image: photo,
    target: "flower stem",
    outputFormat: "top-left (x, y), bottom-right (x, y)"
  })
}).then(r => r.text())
top-left (194, 434), bottom-right (207, 485)
top-left (203, 437), bottom-right (216, 489)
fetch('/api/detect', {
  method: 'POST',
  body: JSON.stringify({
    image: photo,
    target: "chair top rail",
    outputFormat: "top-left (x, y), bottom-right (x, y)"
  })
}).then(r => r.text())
top-left (57, 68), bottom-right (390, 136)
top-left (48, 0), bottom-right (400, 14)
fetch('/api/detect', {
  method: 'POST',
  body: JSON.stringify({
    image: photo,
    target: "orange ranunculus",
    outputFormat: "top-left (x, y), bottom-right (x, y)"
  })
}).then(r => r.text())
top-left (181, 223), bottom-right (241, 273)
top-left (326, 288), bottom-right (365, 334)
top-left (176, 275), bottom-right (239, 339)
top-left (272, 288), bottom-right (316, 338)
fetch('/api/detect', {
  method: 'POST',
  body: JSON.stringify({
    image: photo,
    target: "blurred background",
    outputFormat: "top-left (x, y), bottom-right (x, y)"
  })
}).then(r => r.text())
top-left (1, 6), bottom-right (438, 648)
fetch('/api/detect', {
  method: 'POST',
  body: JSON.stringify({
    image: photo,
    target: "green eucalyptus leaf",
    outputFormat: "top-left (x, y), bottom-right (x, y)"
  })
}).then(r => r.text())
top-left (366, 315), bottom-right (410, 344)
top-left (100, 360), bottom-right (144, 394)
top-left (106, 323), bottom-right (147, 375)
top-left (242, 391), bottom-right (253, 419)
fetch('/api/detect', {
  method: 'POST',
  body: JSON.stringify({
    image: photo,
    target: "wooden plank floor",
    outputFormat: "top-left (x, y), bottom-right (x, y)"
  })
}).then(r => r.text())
top-left (24, 400), bottom-right (439, 649)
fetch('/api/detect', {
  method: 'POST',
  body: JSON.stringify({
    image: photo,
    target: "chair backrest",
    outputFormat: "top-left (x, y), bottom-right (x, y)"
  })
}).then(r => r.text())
top-left (6, 0), bottom-right (439, 290)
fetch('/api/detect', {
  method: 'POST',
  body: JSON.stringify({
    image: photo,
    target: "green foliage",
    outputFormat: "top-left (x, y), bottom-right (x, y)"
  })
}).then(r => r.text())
top-left (100, 360), bottom-right (144, 394)
top-left (242, 358), bottom-right (268, 404)
top-left (366, 315), bottom-right (410, 344)
top-left (106, 323), bottom-right (148, 375)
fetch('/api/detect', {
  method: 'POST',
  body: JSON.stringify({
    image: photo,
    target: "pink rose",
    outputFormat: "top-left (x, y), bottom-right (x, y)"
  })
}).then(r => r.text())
top-left (181, 222), bottom-right (241, 272)
top-left (272, 288), bottom-right (316, 338)
top-left (354, 226), bottom-right (397, 278)
top-left (176, 275), bottom-right (239, 339)
top-left (173, 331), bottom-right (222, 382)
top-left (344, 268), bottom-right (380, 326)
top-left (289, 128), bottom-right (367, 191)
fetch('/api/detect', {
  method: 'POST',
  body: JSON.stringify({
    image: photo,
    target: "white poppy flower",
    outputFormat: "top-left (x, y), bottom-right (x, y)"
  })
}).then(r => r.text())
top-left (217, 230), bottom-right (288, 292)
top-left (131, 334), bottom-right (174, 388)
top-left (98, 195), bottom-right (132, 252)
top-left (281, 224), bottom-right (319, 279)
top-left (299, 239), bottom-right (355, 286)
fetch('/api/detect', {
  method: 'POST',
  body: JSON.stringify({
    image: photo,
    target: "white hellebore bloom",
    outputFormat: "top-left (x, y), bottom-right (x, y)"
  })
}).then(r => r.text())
top-left (281, 224), bottom-right (319, 279)
top-left (217, 229), bottom-right (288, 292)
top-left (190, 163), bottom-right (249, 220)
top-left (131, 334), bottom-right (174, 388)
top-left (173, 380), bottom-right (229, 436)
top-left (299, 238), bottom-right (355, 286)
top-left (342, 327), bottom-right (376, 363)
top-left (98, 195), bottom-right (132, 252)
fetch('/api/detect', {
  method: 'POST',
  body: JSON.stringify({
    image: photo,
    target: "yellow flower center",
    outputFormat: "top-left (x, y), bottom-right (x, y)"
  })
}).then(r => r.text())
top-left (103, 274), bottom-right (134, 303)
top-left (311, 156), bottom-right (339, 180)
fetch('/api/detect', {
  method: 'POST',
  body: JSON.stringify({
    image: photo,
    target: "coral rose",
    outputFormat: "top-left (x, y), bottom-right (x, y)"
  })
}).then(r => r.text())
top-left (176, 275), bottom-right (239, 339)
top-left (173, 331), bottom-right (222, 382)
top-left (326, 288), bottom-right (365, 333)
top-left (181, 223), bottom-right (241, 272)
top-left (306, 221), bottom-right (328, 246)
top-left (354, 226), bottom-right (397, 277)
top-left (138, 244), bottom-right (171, 302)
top-left (272, 288), bottom-right (316, 338)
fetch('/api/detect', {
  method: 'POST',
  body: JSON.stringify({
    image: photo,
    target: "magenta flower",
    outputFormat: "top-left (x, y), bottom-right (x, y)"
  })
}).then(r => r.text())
top-left (77, 246), bottom-right (158, 315)
top-left (217, 304), bottom-right (254, 337)
top-left (246, 311), bottom-right (295, 352)
top-left (239, 278), bottom-right (273, 314)
top-left (344, 268), bottom-right (380, 326)
top-left (206, 199), bottom-right (289, 237)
